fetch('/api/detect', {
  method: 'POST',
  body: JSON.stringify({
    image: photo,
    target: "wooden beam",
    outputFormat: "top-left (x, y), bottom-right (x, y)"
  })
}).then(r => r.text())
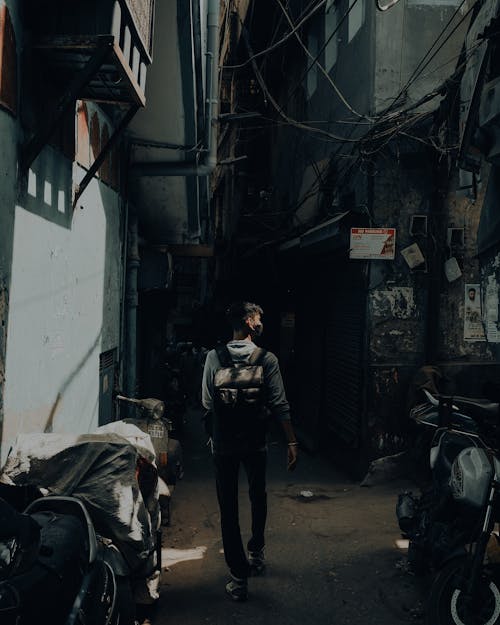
top-left (151, 244), bottom-right (215, 257)
top-left (73, 103), bottom-right (139, 207)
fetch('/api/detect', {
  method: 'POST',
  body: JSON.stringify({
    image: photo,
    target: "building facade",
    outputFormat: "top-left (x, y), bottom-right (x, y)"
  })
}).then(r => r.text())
top-left (211, 0), bottom-right (497, 475)
top-left (0, 0), bottom-right (212, 461)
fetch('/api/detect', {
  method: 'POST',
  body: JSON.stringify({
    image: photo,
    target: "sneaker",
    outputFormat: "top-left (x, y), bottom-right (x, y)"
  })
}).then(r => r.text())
top-left (225, 575), bottom-right (248, 602)
top-left (248, 549), bottom-right (265, 575)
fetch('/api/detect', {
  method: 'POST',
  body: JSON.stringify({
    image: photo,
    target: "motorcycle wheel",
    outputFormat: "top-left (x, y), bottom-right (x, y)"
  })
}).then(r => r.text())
top-left (408, 539), bottom-right (428, 576)
top-left (115, 578), bottom-right (136, 625)
top-left (426, 558), bottom-right (500, 625)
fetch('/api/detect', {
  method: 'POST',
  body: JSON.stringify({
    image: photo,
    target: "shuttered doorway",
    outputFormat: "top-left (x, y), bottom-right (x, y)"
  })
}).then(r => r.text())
top-left (323, 262), bottom-right (367, 451)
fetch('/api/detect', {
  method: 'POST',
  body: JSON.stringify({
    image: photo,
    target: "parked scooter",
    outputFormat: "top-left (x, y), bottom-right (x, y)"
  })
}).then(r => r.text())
top-left (116, 394), bottom-right (183, 525)
top-left (396, 389), bottom-right (500, 574)
top-left (0, 489), bottom-right (136, 625)
top-left (425, 442), bottom-right (500, 624)
top-left (0, 427), bottom-right (163, 625)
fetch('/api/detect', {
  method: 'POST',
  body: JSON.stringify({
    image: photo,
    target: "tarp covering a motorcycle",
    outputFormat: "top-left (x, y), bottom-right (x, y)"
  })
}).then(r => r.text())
top-left (0, 429), bottom-right (159, 575)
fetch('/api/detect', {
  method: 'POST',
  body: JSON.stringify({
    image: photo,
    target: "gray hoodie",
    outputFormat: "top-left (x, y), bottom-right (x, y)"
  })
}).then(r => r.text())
top-left (202, 341), bottom-right (291, 452)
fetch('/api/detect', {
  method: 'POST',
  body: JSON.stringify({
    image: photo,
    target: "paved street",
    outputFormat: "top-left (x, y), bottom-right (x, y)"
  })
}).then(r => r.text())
top-left (155, 412), bottom-right (427, 625)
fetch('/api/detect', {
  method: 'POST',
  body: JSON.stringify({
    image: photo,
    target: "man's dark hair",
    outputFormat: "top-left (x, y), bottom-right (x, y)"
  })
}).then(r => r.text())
top-left (226, 301), bottom-right (263, 332)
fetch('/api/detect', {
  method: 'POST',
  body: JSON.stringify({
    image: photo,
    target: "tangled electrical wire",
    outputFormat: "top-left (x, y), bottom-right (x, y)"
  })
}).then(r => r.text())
top-left (226, 0), bottom-right (476, 155)
top-left (220, 0), bottom-right (481, 243)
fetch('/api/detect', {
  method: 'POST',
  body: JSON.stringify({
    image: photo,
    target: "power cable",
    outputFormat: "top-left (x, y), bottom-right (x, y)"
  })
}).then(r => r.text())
top-left (343, 24), bottom-right (479, 161)
top-left (222, 0), bottom-right (330, 70)
top-left (231, 0), bottom-right (477, 227)
top-left (240, 22), bottom-right (363, 143)
top-left (403, 3), bottom-right (476, 94)
top-left (285, 0), bottom-right (364, 108)
top-left (403, 0), bottom-right (470, 92)
top-left (379, 0), bottom-right (475, 114)
top-left (274, 0), bottom-right (371, 120)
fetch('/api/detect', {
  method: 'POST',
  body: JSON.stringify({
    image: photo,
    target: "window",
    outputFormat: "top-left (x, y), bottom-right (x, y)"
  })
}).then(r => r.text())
top-left (348, 0), bottom-right (365, 43)
top-left (325, 0), bottom-right (338, 72)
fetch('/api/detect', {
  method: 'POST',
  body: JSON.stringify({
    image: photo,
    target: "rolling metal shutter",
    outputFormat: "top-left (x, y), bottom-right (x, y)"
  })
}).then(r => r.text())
top-left (323, 265), bottom-right (367, 448)
top-left (294, 264), bottom-right (326, 450)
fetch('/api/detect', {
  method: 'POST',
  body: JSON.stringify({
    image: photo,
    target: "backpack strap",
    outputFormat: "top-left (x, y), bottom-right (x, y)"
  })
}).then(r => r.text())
top-left (216, 345), bottom-right (234, 368)
top-left (248, 348), bottom-right (267, 366)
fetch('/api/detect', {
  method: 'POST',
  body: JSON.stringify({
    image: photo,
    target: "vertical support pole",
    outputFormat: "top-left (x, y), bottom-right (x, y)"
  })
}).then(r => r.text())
top-left (73, 104), bottom-right (139, 208)
top-left (125, 213), bottom-right (140, 404)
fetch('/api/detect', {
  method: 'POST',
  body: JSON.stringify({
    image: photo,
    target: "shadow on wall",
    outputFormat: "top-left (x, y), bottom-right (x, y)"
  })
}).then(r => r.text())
top-left (44, 328), bottom-right (103, 433)
top-left (17, 149), bottom-right (74, 229)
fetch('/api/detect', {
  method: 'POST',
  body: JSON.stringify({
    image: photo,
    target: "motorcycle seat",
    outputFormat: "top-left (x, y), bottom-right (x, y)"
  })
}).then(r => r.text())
top-left (452, 396), bottom-right (500, 421)
top-left (24, 497), bottom-right (97, 564)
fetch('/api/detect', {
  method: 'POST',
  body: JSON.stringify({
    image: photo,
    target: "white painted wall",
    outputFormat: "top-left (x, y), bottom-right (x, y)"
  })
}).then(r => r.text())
top-left (1, 149), bottom-right (123, 462)
top-left (0, 1), bottom-right (124, 463)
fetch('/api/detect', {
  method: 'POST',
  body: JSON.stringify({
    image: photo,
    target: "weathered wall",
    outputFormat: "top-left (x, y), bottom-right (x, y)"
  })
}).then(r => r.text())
top-left (0, 0), bottom-right (22, 459)
top-left (0, 1), bottom-right (124, 462)
top-left (374, 0), bottom-right (471, 112)
top-left (437, 165), bottom-right (499, 396)
top-left (1, 153), bottom-right (123, 462)
top-left (269, 0), bottom-right (375, 230)
top-left (367, 150), bottom-right (433, 455)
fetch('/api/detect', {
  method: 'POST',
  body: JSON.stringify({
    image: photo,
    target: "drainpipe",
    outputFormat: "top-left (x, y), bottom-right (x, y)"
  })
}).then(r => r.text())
top-left (131, 0), bottom-right (220, 177)
top-left (119, 197), bottom-right (129, 400)
top-left (124, 214), bottom-right (140, 399)
top-left (192, 0), bottom-right (206, 146)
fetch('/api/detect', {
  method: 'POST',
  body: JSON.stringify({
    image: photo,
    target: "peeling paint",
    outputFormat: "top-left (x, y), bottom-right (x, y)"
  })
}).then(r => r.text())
top-left (371, 287), bottom-right (416, 319)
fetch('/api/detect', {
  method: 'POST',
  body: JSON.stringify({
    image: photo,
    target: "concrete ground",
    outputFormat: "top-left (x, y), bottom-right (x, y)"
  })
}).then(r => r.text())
top-left (154, 412), bottom-right (427, 625)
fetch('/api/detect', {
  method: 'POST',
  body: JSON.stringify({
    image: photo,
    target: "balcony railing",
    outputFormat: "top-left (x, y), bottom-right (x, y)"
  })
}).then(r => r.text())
top-left (23, 0), bottom-right (155, 106)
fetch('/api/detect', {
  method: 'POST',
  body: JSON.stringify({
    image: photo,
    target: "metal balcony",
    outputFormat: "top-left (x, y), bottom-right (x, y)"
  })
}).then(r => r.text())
top-left (24, 0), bottom-right (154, 106)
top-left (21, 0), bottom-right (155, 174)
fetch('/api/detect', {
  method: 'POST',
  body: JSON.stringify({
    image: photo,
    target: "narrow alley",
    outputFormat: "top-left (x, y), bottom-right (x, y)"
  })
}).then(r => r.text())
top-left (156, 411), bottom-right (425, 625)
top-left (2, 1), bottom-right (500, 624)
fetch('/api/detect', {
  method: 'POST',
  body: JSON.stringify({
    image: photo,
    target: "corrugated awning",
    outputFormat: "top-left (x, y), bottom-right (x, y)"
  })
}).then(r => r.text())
top-left (278, 211), bottom-right (350, 252)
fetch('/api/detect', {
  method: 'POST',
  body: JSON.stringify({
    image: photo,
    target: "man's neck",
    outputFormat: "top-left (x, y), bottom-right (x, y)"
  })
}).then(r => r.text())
top-left (232, 331), bottom-right (252, 342)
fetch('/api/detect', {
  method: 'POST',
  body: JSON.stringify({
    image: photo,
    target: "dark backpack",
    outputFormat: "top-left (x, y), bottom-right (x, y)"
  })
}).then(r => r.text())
top-left (213, 346), bottom-right (267, 421)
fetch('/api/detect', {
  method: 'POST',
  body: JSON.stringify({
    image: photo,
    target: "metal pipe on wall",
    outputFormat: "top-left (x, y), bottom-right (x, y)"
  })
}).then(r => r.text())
top-left (124, 213), bottom-right (140, 400)
top-left (131, 0), bottom-right (220, 177)
top-left (118, 197), bottom-right (129, 412)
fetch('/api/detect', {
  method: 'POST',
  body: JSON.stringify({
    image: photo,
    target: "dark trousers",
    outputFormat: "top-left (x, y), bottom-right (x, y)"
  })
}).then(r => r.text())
top-left (214, 450), bottom-right (267, 579)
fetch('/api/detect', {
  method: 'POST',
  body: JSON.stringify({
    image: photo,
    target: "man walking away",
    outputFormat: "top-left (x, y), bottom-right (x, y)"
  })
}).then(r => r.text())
top-left (201, 301), bottom-right (298, 601)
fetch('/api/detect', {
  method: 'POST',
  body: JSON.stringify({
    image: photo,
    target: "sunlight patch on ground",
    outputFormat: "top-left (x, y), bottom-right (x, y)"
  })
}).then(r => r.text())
top-left (162, 546), bottom-right (207, 568)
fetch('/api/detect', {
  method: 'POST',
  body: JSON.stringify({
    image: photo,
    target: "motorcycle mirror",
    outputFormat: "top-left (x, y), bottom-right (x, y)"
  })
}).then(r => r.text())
top-left (423, 389), bottom-right (439, 406)
top-left (137, 399), bottom-right (165, 420)
top-left (376, 0), bottom-right (401, 10)
top-left (116, 395), bottom-right (165, 419)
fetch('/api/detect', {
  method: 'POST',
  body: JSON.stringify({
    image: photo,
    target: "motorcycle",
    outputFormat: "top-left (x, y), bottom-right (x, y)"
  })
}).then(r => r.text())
top-left (396, 389), bottom-right (500, 575)
top-left (425, 444), bottom-right (500, 624)
top-left (0, 488), bottom-right (136, 625)
top-left (116, 394), bottom-right (184, 526)
top-left (0, 427), bottom-right (163, 625)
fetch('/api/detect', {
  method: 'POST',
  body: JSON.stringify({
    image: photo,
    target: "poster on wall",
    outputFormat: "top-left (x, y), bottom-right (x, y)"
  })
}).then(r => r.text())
top-left (485, 276), bottom-right (500, 343)
top-left (464, 283), bottom-right (485, 342)
top-left (349, 228), bottom-right (396, 260)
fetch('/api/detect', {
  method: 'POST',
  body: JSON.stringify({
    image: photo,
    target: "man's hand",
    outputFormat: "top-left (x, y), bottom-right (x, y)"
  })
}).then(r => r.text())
top-left (287, 443), bottom-right (298, 471)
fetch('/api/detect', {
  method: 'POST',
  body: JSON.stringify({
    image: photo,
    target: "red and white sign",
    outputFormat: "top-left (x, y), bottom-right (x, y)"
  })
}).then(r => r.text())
top-left (349, 227), bottom-right (396, 260)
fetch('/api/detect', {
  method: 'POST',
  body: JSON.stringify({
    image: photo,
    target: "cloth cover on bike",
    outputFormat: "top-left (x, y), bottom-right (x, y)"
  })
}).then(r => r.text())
top-left (0, 424), bottom-right (159, 575)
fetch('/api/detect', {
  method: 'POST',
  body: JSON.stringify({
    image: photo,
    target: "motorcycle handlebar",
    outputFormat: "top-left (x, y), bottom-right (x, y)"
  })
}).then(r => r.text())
top-left (115, 395), bottom-right (165, 420)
